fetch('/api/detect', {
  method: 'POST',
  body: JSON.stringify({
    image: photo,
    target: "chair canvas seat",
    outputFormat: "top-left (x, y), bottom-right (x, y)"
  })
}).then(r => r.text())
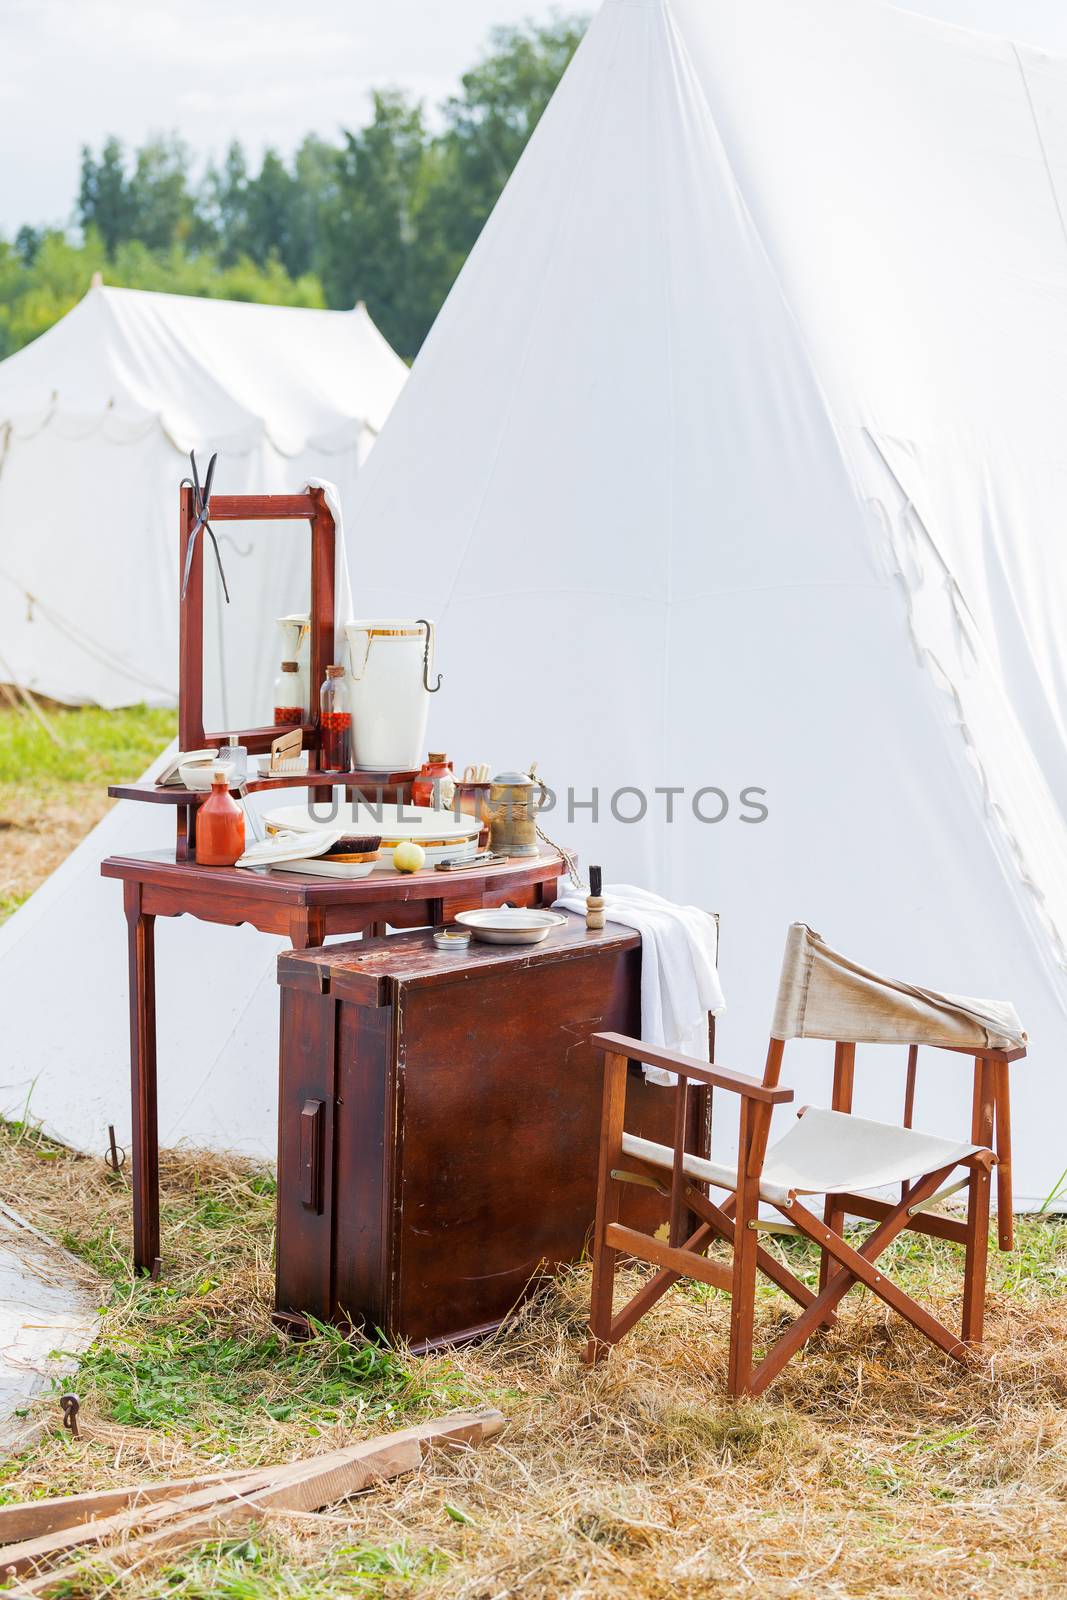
top-left (622, 1108), bottom-right (980, 1207)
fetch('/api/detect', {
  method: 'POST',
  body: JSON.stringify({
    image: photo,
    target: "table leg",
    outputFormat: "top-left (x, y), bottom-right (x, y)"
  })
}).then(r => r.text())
top-left (290, 908), bottom-right (327, 950)
top-left (124, 881), bottom-right (159, 1277)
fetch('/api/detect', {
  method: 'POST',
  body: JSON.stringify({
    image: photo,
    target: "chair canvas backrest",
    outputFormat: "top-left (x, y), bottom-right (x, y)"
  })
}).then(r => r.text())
top-left (770, 924), bottom-right (1026, 1052)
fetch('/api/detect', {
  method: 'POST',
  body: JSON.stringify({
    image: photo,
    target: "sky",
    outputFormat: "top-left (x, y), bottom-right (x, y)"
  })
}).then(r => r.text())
top-left (0, 0), bottom-right (567, 235)
top-left (4, 0), bottom-right (1067, 238)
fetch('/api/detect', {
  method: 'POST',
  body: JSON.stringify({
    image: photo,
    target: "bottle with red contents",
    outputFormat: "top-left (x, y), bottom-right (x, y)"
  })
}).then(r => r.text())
top-left (319, 664), bottom-right (352, 771)
top-left (195, 770), bottom-right (246, 867)
top-left (273, 661), bottom-right (304, 727)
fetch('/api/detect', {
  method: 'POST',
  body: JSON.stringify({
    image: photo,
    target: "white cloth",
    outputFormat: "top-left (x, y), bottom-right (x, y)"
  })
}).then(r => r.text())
top-left (304, 476), bottom-right (356, 659)
top-left (553, 883), bottom-right (725, 1084)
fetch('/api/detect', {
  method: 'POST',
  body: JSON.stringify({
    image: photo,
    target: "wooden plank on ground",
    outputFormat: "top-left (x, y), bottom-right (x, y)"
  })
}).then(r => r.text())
top-left (1, 1408), bottom-right (504, 1593)
top-left (0, 1466), bottom-right (258, 1544)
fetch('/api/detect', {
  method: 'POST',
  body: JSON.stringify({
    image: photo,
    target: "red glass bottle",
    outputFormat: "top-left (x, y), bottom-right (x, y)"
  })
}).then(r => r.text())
top-left (320, 664), bottom-right (351, 771)
top-left (196, 771), bottom-right (245, 867)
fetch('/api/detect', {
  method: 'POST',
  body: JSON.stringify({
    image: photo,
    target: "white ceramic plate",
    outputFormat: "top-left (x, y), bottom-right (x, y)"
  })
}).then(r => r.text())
top-left (376, 837), bottom-right (479, 871)
top-left (271, 856), bottom-right (377, 879)
top-left (454, 908), bottom-right (568, 945)
top-left (264, 799), bottom-right (479, 848)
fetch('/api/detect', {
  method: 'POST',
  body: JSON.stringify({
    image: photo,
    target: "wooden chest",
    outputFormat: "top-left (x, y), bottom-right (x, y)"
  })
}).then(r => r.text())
top-left (275, 916), bottom-right (708, 1350)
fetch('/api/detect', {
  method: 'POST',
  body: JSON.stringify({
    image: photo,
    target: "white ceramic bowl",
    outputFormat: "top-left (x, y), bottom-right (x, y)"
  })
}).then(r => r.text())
top-left (179, 759), bottom-right (234, 792)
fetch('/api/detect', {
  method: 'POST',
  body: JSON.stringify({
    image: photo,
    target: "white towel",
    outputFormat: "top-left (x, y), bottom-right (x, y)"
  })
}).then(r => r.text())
top-left (553, 883), bottom-right (725, 1085)
top-left (304, 477), bottom-right (355, 654)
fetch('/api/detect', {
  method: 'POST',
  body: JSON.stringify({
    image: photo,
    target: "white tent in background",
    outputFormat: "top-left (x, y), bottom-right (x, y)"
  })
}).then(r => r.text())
top-left (4, 0), bottom-right (1067, 1205)
top-left (0, 287), bottom-right (407, 1159)
top-left (334, 0), bottom-right (1067, 1205)
top-left (0, 285), bottom-right (408, 716)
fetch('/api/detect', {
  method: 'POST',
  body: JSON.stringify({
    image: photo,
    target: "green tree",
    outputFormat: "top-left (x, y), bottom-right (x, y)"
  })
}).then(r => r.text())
top-left (126, 136), bottom-right (196, 251)
top-left (0, 230), bottom-right (322, 359)
top-left (319, 90), bottom-right (433, 355)
top-left (6, 13), bottom-right (590, 363)
top-left (78, 136), bottom-right (135, 254)
top-left (436, 15), bottom-right (587, 263)
top-left (78, 134), bottom-right (196, 254)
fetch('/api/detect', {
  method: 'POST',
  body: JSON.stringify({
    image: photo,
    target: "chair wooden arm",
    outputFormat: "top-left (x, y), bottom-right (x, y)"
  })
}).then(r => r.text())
top-left (591, 1033), bottom-right (794, 1105)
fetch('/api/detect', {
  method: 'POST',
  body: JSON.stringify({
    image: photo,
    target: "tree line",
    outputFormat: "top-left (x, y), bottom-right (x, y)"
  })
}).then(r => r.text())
top-left (0, 15), bottom-right (586, 364)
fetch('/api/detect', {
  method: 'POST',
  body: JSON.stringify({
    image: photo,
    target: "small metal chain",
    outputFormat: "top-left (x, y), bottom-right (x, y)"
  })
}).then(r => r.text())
top-left (536, 823), bottom-right (581, 888)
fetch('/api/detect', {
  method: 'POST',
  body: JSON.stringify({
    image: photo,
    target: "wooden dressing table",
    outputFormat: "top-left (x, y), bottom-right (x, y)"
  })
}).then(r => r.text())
top-left (102, 486), bottom-right (563, 1276)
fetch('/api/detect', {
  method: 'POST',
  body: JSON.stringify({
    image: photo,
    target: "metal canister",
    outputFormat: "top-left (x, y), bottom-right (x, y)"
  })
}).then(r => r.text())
top-left (488, 769), bottom-right (549, 858)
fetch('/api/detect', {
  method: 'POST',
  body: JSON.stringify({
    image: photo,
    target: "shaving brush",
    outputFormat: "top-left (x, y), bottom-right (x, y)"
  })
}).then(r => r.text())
top-left (586, 865), bottom-right (605, 930)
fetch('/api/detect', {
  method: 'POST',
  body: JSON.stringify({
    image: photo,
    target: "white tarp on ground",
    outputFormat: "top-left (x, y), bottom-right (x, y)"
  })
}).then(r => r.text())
top-left (5, 0), bottom-right (1067, 1206)
top-left (0, 286), bottom-right (408, 716)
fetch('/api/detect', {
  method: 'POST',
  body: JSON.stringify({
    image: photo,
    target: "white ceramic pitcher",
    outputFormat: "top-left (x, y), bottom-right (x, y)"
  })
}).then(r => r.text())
top-left (343, 619), bottom-right (440, 771)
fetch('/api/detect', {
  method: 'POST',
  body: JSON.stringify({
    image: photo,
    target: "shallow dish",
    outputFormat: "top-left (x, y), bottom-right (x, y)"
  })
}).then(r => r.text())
top-left (454, 908), bottom-right (568, 945)
top-left (271, 856), bottom-right (377, 879)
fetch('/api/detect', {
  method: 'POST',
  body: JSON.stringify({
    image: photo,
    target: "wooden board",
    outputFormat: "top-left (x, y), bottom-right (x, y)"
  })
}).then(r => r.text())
top-left (0, 1409), bottom-right (504, 1589)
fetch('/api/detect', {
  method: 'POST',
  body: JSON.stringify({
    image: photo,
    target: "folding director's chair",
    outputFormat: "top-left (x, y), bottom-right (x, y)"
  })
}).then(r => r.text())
top-left (584, 923), bottom-right (1027, 1399)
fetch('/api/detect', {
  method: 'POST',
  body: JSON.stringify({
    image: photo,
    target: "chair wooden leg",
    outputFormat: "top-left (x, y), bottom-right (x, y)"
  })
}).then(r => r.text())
top-left (747, 1162), bottom-right (959, 1397)
top-left (993, 1060), bottom-right (1014, 1251)
top-left (820, 1042), bottom-right (856, 1290)
top-left (726, 1102), bottom-right (764, 1398)
top-left (962, 1156), bottom-right (992, 1345)
top-left (585, 1051), bottom-right (628, 1364)
top-left (606, 1222), bottom-right (718, 1347)
top-left (819, 1198), bottom-right (846, 1292)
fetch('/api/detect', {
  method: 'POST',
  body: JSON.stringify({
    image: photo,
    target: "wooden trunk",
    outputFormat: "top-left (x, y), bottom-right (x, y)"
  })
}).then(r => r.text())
top-left (275, 916), bottom-right (708, 1351)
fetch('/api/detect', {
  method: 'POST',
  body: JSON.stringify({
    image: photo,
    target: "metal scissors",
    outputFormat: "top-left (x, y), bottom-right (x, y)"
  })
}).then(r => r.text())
top-left (180, 450), bottom-right (231, 603)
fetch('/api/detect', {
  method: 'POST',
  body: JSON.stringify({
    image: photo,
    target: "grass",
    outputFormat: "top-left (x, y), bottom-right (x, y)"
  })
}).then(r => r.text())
top-left (0, 702), bottom-right (176, 790)
top-left (2, 1113), bottom-right (1067, 1599)
top-left (0, 701), bottom-right (175, 924)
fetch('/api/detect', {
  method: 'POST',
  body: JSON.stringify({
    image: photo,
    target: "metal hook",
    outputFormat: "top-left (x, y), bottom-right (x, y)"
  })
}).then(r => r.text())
top-left (60, 1393), bottom-right (81, 1440)
top-left (104, 1124), bottom-right (126, 1172)
top-left (417, 619), bottom-right (442, 693)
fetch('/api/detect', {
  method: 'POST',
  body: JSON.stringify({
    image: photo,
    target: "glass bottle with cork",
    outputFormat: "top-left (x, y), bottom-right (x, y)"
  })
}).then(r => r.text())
top-left (274, 661), bottom-right (304, 727)
top-left (412, 753), bottom-right (455, 810)
top-left (319, 664), bottom-right (352, 771)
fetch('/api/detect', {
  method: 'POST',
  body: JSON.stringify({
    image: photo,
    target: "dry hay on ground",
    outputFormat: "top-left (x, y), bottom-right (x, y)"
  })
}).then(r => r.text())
top-left (2, 1128), bottom-right (1066, 1598)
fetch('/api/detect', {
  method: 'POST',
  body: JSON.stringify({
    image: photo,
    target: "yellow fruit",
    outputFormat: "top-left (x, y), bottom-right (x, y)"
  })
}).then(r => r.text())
top-left (392, 840), bottom-right (426, 874)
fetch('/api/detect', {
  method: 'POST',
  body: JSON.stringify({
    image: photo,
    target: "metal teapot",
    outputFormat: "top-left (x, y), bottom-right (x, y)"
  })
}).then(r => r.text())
top-left (488, 766), bottom-right (549, 858)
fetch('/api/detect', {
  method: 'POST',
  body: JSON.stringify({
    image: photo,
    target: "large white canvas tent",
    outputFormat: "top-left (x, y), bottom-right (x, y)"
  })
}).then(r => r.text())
top-left (4, 0), bottom-right (1067, 1206)
top-left (0, 286), bottom-right (408, 716)
top-left (330, 0), bottom-right (1067, 1204)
